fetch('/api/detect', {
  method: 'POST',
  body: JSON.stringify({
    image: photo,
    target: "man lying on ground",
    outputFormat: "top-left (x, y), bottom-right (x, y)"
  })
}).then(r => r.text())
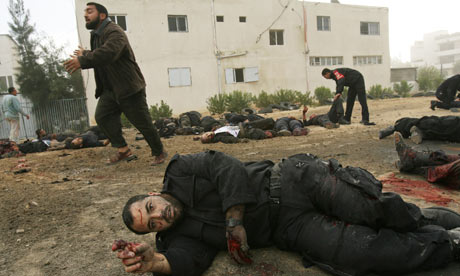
top-left (199, 123), bottom-right (270, 144)
top-left (114, 150), bottom-right (460, 276)
top-left (274, 116), bottom-right (310, 136)
top-left (302, 98), bottom-right (346, 129)
top-left (395, 132), bottom-right (460, 189)
top-left (64, 128), bottom-right (110, 149)
top-left (379, 115), bottom-right (460, 144)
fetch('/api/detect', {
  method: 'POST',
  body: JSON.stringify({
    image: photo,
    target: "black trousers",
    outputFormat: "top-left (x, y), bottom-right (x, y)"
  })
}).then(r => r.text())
top-left (434, 88), bottom-right (460, 109)
top-left (394, 116), bottom-right (460, 142)
top-left (274, 118), bottom-right (302, 131)
top-left (345, 77), bottom-right (369, 122)
top-left (95, 89), bottom-right (163, 156)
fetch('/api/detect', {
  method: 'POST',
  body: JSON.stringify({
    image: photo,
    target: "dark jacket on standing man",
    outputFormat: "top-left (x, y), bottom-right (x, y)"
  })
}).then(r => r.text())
top-left (78, 19), bottom-right (146, 100)
top-left (330, 68), bottom-right (364, 94)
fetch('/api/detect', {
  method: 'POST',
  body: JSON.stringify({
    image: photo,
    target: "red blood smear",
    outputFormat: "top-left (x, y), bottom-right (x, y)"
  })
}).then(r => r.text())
top-left (380, 173), bottom-right (455, 206)
top-left (111, 240), bottom-right (140, 252)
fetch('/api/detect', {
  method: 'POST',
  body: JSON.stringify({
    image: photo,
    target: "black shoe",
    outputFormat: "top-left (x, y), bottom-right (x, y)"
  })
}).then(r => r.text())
top-left (360, 120), bottom-right (376, 126)
top-left (379, 126), bottom-right (395, 139)
top-left (430, 100), bottom-right (437, 110)
top-left (447, 227), bottom-right (460, 260)
top-left (420, 207), bottom-right (460, 229)
top-left (394, 132), bottom-right (416, 172)
top-left (338, 118), bottom-right (350, 125)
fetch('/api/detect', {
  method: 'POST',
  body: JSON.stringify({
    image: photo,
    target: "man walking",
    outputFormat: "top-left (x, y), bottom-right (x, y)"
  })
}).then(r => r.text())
top-left (64, 2), bottom-right (166, 165)
top-left (322, 68), bottom-right (374, 125)
top-left (431, 74), bottom-right (460, 110)
top-left (2, 87), bottom-right (29, 143)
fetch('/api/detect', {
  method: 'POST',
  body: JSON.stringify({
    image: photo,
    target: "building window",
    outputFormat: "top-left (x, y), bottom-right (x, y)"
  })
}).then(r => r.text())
top-left (225, 67), bottom-right (259, 84)
top-left (440, 55), bottom-right (455, 64)
top-left (216, 16), bottom-right (224, 22)
top-left (239, 16), bottom-right (246, 23)
top-left (108, 15), bottom-right (127, 31)
top-left (269, 30), bottom-right (284, 45)
top-left (309, 56), bottom-right (343, 66)
top-left (440, 42), bottom-right (455, 51)
top-left (317, 16), bottom-right (330, 31)
top-left (168, 15), bottom-right (188, 32)
top-left (353, 56), bottom-right (382, 65)
top-left (360, 22), bottom-right (380, 35)
top-left (168, 68), bottom-right (191, 87)
top-left (0, 75), bottom-right (14, 92)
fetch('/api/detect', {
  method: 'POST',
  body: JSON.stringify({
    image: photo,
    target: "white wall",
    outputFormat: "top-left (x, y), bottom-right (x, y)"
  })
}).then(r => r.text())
top-left (75, 0), bottom-right (391, 122)
top-left (0, 35), bottom-right (19, 93)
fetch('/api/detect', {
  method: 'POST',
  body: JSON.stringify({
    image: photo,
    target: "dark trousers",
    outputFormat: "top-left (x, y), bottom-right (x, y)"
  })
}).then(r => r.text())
top-left (245, 118), bottom-right (275, 130)
top-left (394, 116), bottom-right (460, 142)
top-left (434, 88), bottom-right (460, 109)
top-left (275, 118), bottom-right (302, 131)
top-left (95, 89), bottom-right (163, 156)
top-left (345, 77), bottom-right (369, 122)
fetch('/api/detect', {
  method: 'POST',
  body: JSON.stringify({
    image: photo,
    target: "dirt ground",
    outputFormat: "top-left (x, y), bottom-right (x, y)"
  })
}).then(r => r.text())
top-left (1, 96), bottom-right (460, 276)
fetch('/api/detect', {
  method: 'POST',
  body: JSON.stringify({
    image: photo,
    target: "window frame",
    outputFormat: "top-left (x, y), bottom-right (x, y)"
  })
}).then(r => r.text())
top-left (225, 67), bottom-right (259, 84)
top-left (309, 56), bottom-right (343, 66)
top-left (353, 55), bottom-right (383, 65)
top-left (239, 16), bottom-right (246, 23)
top-left (269, 29), bottom-right (284, 46)
top-left (216, 15), bottom-right (224, 22)
top-left (108, 14), bottom-right (127, 31)
top-left (168, 15), bottom-right (189, 32)
top-left (360, 22), bottom-right (380, 36)
top-left (317, 16), bottom-right (331, 31)
top-left (0, 75), bottom-right (14, 92)
top-left (167, 67), bottom-right (192, 87)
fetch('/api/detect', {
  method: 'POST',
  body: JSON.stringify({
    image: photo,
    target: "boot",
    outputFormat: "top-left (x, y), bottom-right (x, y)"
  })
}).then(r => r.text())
top-left (394, 132), bottom-right (431, 172)
top-left (410, 126), bottom-right (423, 144)
top-left (430, 100), bottom-right (437, 111)
top-left (419, 207), bottom-right (460, 230)
top-left (379, 125), bottom-right (395, 139)
top-left (338, 118), bottom-right (350, 125)
top-left (447, 227), bottom-right (460, 260)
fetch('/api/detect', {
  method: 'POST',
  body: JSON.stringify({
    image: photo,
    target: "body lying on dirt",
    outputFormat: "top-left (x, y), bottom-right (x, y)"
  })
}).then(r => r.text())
top-left (379, 115), bottom-right (460, 144)
top-left (114, 150), bottom-right (460, 276)
top-left (302, 97), bottom-right (346, 129)
top-left (395, 132), bottom-right (460, 189)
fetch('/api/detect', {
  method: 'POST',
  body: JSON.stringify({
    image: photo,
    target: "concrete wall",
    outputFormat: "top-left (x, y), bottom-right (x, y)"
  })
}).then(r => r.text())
top-left (0, 35), bottom-right (19, 93)
top-left (75, 0), bottom-right (390, 122)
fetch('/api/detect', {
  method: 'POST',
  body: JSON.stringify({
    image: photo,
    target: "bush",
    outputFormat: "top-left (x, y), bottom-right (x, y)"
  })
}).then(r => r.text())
top-left (341, 87), bottom-right (348, 100)
top-left (206, 93), bottom-right (227, 114)
top-left (295, 91), bottom-right (313, 106)
top-left (314, 86), bottom-right (333, 105)
top-left (393, 80), bottom-right (413, 97)
top-left (273, 89), bottom-right (297, 104)
top-left (149, 100), bottom-right (173, 121)
top-left (417, 66), bottom-right (444, 92)
top-left (368, 85), bottom-right (394, 99)
top-left (254, 90), bottom-right (275, 108)
top-left (225, 90), bottom-right (253, 113)
top-left (121, 113), bottom-right (132, 128)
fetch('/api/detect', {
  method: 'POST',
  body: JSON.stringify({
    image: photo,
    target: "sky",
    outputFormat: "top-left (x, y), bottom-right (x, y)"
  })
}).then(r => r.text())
top-left (0, 0), bottom-right (460, 62)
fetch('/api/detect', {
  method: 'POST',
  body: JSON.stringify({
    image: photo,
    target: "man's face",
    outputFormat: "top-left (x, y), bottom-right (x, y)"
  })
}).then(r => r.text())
top-left (129, 195), bottom-right (181, 233)
top-left (200, 132), bottom-right (214, 143)
top-left (71, 137), bottom-right (83, 148)
top-left (84, 5), bottom-right (103, 30)
top-left (322, 72), bottom-right (331, 79)
top-left (11, 89), bottom-right (18, 96)
top-left (39, 129), bottom-right (46, 136)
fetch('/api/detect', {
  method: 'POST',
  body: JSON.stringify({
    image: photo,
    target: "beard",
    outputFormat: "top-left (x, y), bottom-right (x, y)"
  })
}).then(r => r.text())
top-left (85, 16), bottom-right (101, 30)
top-left (160, 194), bottom-right (184, 228)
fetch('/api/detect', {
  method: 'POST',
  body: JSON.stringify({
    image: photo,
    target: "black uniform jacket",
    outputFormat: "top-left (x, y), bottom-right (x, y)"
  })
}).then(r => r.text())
top-left (78, 19), bottom-right (146, 100)
top-left (437, 74), bottom-right (460, 102)
top-left (330, 68), bottom-right (363, 94)
top-left (156, 151), bottom-right (274, 276)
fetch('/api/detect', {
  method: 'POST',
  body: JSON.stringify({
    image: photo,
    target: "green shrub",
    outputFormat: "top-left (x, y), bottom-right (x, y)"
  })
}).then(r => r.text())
top-left (254, 90), bottom-right (275, 108)
top-left (393, 80), bottom-right (413, 97)
top-left (225, 90), bottom-right (253, 113)
top-left (273, 89), bottom-right (297, 103)
top-left (368, 84), bottom-right (384, 99)
top-left (149, 100), bottom-right (173, 121)
top-left (314, 86), bottom-right (333, 105)
top-left (206, 93), bottom-right (227, 114)
top-left (417, 66), bottom-right (444, 92)
top-left (295, 91), bottom-right (313, 106)
top-left (121, 113), bottom-right (132, 128)
top-left (341, 87), bottom-right (348, 100)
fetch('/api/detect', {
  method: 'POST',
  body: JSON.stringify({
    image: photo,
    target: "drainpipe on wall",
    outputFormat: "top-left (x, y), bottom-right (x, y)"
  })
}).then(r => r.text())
top-left (211, 0), bottom-right (222, 94)
top-left (302, 1), bottom-right (310, 92)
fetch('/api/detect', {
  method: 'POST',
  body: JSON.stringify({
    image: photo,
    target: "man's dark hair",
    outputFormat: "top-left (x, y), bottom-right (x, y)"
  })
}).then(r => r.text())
top-left (86, 2), bottom-right (108, 15)
top-left (122, 194), bottom-right (150, 235)
top-left (35, 129), bottom-right (43, 139)
top-left (7, 87), bottom-right (15, 93)
top-left (322, 68), bottom-right (331, 76)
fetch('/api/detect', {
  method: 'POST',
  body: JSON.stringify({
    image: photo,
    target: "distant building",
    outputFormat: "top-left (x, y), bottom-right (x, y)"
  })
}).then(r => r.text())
top-left (75, 0), bottom-right (390, 121)
top-left (0, 34), bottom-right (19, 94)
top-left (390, 67), bottom-right (417, 91)
top-left (411, 30), bottom-right (460, 76)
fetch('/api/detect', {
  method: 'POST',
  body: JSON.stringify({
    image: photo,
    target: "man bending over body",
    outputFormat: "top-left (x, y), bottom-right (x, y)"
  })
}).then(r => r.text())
top-left (113, 150), bottom-right (460, 276)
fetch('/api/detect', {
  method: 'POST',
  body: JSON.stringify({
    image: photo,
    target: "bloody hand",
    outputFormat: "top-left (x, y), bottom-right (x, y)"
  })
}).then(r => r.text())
top-left (111, 239), bottom-right (140, 252)
top-left (226, 231), bottom-right (252, 264)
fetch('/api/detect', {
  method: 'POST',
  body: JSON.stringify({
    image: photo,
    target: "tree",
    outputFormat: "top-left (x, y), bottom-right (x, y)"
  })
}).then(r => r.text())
top-left (8, 0), bottom-right (84, 106)
top-left (417, 66), bottom-right (444, 92)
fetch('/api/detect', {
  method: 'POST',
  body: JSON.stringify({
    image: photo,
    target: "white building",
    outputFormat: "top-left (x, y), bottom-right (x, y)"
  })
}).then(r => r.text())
top-left (75, 0), bottom-right (390, 121)
top-left (0, 34), bottom-right (19, 93)
top-left (411, 30), bottom-right (460, 75)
